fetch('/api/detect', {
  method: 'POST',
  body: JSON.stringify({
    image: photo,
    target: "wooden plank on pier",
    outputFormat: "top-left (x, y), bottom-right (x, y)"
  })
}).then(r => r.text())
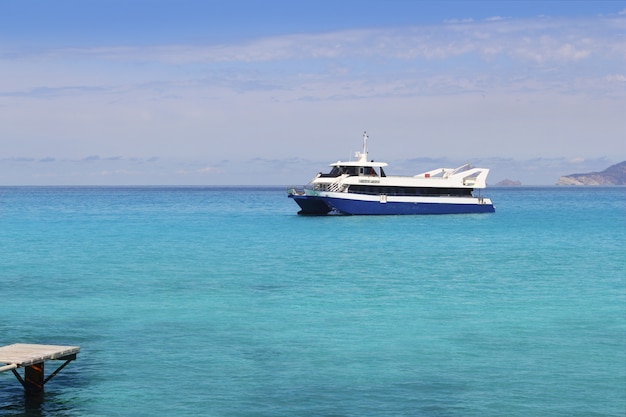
top-left (0, 344), bottom-right (80, 369)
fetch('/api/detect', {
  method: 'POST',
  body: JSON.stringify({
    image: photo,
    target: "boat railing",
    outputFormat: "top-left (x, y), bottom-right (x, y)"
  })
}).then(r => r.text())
top-left (452, 163), bottom-right (472, 175)
top-left (287, 187), bottom-right (305, 196)
top-left (327, 175), bottom-right (348, 192)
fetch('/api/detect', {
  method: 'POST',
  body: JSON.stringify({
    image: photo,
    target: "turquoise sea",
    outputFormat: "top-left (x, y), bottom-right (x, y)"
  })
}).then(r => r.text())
top-left (0, 186), bottom-right (624, 417)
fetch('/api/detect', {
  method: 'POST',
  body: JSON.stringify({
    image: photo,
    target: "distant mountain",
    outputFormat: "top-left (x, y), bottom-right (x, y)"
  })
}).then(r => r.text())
top-left (556, 161), bottom-right (626, 185)
top-left (495, 179), bottom-right (522, 186)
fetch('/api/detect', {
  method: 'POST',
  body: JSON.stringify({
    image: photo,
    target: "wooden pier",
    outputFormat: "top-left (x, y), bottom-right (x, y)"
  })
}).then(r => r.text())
top-left (0, 344), bottom-right (80, 395)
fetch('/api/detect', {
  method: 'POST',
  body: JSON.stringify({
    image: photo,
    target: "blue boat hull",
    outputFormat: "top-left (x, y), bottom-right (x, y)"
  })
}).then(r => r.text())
top-left (288, 194), bottom-right (332, 215)
top-left (323, 196), bottom-right (495, 215)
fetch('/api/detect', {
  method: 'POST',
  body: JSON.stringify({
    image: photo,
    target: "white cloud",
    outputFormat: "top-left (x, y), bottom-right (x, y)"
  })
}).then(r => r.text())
top-left (196, 166), bottom-right (222, 174)
top-left (1, 12), bottom-right (621, 107)
top-left (606, 73), bottom-right (626, 82)
top-left (3, 13), bottom-right (621, 67)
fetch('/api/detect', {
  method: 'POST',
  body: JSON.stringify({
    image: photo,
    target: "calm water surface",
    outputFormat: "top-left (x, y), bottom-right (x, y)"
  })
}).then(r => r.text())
top-left (0, 186), bottom-right (624, 417)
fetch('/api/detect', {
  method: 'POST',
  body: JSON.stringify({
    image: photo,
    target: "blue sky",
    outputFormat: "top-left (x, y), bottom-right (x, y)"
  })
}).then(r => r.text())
top-left (1, 0), bottom-right (625, 185)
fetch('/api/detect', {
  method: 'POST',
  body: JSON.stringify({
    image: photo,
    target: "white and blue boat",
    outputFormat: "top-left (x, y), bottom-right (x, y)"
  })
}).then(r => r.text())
top-left (288, 132), bottom-right (495, 215)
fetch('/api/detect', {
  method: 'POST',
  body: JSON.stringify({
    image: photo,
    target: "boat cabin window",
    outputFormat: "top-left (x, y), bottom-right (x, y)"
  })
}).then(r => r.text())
top-left (341, 166), bottom-right (358, 176)
top-left (321, 166), bottom-right (346, 177)
top-left (348, 185), bottom-right (474, 197)
top-left (323, 165), bottom-right (381, 177)
top-left (356, 166), bottom-right (378, 176)
top-left (329, 166), bottom-right (342, 176)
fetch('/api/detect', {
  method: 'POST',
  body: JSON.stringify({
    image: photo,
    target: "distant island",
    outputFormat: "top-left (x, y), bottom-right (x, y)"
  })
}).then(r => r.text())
top-left (495, 179), bottom-right (522, 186)
top-left (556, 161), bottom-right (626, 185)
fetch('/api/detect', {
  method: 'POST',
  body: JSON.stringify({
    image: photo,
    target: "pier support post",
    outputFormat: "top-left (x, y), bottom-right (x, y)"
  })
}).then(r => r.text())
top-left (10, 357), bottom-right (76, 395)
top-left (24, 362), bottom-right (45, 395)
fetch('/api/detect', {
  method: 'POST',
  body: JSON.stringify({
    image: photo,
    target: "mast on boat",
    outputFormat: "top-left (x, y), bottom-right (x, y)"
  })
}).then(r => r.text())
top-left (356, 131), bottom-right (368, 163)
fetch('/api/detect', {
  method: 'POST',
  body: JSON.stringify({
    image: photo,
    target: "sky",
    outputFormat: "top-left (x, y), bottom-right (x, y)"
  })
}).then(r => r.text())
top-left (1, 0), bottom-right (625, 185)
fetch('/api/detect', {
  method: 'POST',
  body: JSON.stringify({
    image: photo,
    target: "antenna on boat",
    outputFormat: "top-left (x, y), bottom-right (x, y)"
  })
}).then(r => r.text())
top-left (363, 131), bottom-right (368, 156)
top-left (355, 131), bottom-right (368, 162)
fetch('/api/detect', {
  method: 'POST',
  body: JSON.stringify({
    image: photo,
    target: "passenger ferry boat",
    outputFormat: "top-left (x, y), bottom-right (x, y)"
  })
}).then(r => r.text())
top-left (288, 132), bottom-right (495, 215)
